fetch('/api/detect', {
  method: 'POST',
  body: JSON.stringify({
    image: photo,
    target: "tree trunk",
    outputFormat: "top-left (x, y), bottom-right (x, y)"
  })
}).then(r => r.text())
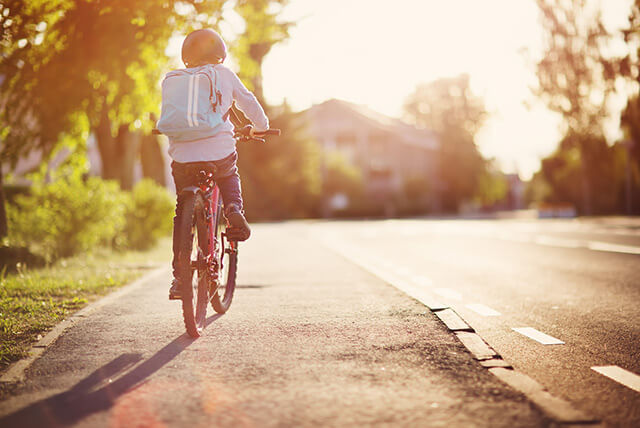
top-left (139, 134), bottom-right (166, 187)
top-left (116, 126), bottom-right (140, 191)
top-left (581, 165), bottom-right (592, 215)
top-left (94, 108), bottom-right (141, 190)
top-left (0, 163), bottom-right (8, 239)
top-left (95, 107), bottom-right (119, 181)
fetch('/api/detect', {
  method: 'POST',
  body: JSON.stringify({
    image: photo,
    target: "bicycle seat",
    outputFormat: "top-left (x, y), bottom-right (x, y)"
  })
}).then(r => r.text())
top-left (184, 162), bottom-right (218, 182)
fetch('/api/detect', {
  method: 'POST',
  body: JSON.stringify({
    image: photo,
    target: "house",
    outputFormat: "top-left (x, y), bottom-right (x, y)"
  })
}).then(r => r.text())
top-left (302, 99), bottom-right (440, 215)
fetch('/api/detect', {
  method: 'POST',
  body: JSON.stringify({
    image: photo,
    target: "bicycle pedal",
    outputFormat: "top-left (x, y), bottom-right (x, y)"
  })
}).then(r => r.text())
top-left (225, 227), bottom-right (248, 241)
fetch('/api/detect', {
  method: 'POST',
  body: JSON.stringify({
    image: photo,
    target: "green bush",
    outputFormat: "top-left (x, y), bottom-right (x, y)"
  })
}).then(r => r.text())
top-left (8, 176), bottom-right (127, 260)
top-left (122, 179), bottom-right (174, 250)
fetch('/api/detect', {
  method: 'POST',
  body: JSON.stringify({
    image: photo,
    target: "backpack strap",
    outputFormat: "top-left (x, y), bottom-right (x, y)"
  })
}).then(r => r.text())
top-left (210, 66), bottom-right (223, 113)
top-left (198, 65), bottom-right (225, 116)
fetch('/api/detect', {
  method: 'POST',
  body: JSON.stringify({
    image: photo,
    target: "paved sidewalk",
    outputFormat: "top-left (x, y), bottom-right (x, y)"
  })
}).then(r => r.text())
top-left (0, 223), bottom-right (550, 427)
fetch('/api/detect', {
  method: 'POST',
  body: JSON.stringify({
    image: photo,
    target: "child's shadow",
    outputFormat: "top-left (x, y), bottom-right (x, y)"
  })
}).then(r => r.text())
top-left (0, 314), bottom-right (222, 428)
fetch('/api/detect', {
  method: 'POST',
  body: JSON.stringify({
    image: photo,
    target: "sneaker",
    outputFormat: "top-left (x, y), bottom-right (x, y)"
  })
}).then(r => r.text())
top-left (169, 279), bottom-right (182, 300)
top-left (225, 204), bottom-right (251, 241)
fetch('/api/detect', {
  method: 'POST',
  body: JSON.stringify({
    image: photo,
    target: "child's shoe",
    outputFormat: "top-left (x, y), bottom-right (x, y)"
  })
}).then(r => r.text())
top-left (169, 279), bottom-right (182, 300)
top-left (225, 204), bottom-right (251, 241)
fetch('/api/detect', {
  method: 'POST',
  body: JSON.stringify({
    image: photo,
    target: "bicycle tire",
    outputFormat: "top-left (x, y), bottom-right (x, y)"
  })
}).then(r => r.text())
top-left (210, 202), bottom-right (237, 314)
top-left (175, 191), bottom-right (210, 337)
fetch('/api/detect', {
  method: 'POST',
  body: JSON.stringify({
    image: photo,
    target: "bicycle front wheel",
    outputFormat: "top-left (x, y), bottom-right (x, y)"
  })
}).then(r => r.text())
top-left (210, 203), bottom-right (237, 314)
top-left (175, 192), bottom-right (210, 337)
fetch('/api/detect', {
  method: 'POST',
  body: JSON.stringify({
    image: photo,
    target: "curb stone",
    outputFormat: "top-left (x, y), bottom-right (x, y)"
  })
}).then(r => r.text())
top-left (316, 234), bottom-right (600, 425)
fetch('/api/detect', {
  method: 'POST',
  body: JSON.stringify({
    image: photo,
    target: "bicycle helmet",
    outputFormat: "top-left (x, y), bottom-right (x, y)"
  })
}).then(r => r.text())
top-left (181, 29), bottom-right (227, 67)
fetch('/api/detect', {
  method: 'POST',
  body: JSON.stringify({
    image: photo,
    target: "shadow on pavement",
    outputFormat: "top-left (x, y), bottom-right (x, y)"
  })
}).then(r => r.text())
top-left (235, 283), bottom-right (269, 289)
top-left (0, 314), bottom-right (222, 428)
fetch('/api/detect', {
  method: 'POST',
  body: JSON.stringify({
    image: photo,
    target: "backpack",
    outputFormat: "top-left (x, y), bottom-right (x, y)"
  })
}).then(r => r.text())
top-left (157, 64), bottom-right (228, 142)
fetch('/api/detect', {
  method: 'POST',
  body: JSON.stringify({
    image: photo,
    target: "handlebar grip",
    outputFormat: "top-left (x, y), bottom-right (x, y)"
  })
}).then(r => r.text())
top-left (253, 129), bottom-right (280, 136)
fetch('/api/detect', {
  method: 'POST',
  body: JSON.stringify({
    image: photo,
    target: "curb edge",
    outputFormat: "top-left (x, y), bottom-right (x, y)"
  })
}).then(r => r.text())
top-left (0, 266), bottom-right (169, 384)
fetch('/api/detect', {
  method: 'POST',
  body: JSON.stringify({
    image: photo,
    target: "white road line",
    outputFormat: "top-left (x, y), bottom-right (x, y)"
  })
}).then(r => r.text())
top-left (380, 260), bottom-right (394, 268)
top-left (592, 365), bottom-right (640, 393)
top-left (410, 275), bottom-right (433, 287)
top-left (534, 235), bottom-right (581, 248)
top-left (434, 288), bottom-right (462, 301)
top-left (495, 232), bottom-right (640, 256)
top-left (466, 303), bottom-right (501, 317)
top-left (394, 266), bottom-right (411, 276)
top-left (587, 241), bottom-right (640, 255)
top-left (496, 233), bottom-right (531, 243)
top-left (512, 327), bottom-right (565, 345)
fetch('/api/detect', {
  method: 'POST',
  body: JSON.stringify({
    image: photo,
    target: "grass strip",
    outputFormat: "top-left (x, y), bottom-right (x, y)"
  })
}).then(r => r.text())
top-left (0, 238), bottom-right (171, 371)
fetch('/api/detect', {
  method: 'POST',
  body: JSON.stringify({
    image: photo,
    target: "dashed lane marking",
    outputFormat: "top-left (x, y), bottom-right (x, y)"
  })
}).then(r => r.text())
top-left (315, 232), bottom-right (597, 424)
top-left (434, 288), bottom-right (462, 301)
top-left (513, 327), bottom-right (565, 345)
top-left (592, 366), bottom-right (640, 393)
top-left (491, 230), bottom-right (640, 256)
top-left (410, 275), bottom-right (433, 287)
top-left (586, 241), bottom-right (640, 255)
top-left (534, 235), bottom-right (581, 248)
top-left (466, 303), bottom-right (501, 316)
top-left (394, 266), bottom-right (411, 276)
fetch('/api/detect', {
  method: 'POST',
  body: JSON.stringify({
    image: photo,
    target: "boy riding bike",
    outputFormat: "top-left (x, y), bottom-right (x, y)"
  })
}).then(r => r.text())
top-left (158, 29), bottom-right (269, 300)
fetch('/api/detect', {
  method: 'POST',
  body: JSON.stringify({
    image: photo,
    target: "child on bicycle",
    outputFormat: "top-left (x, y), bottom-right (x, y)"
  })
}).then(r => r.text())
top-left (164, 29), bottom-right (269, 299)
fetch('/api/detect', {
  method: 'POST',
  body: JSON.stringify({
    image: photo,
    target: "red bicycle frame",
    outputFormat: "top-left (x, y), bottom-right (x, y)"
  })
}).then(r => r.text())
top-left (199, 176), bottom-right (236, 287)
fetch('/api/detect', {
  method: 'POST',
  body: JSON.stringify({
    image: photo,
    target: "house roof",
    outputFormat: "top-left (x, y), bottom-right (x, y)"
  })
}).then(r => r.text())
top-left (303, 99), bottom-right (439, 150)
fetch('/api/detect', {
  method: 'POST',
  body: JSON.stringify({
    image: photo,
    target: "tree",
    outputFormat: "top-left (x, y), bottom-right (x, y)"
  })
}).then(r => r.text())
top-left (0, 0), bottom-right (224, 233)
top-left (534, 0), bottom-right (621, 214)
top-left (231, 1), bottom-right (324, 219)
top-left (237, 105), bottom-right (322, 219)
top-left (535, 0), bottom-right (618, 134)
top-left (618, 1), bottom-right (640, 213)
top-left (475, 162), bottom-right (509, 209)
top-left (529, 133), bottom-right (625, 214)
top-left (620, 0), bottom-right (640, 87)
top-left (0, 0), bottom-right (226, 176)
top-left (232, 0), bottom-right (292, 103)
top-left (403, 74), bottom-right (488, 212)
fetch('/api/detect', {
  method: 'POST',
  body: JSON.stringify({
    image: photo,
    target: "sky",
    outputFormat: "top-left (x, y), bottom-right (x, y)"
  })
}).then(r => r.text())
top-left (247, 0), bottom-right (633, 180)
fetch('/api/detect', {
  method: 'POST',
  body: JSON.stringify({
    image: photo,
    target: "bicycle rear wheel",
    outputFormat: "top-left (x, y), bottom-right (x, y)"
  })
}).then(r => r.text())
top-left (210, 202), bottom-right (237, 314)
top-left (176, 192), bottom-right (210, 337)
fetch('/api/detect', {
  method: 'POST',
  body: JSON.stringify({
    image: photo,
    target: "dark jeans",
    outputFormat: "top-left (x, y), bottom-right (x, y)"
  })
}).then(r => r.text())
top-left (170, 152), bottom-right (243, 276)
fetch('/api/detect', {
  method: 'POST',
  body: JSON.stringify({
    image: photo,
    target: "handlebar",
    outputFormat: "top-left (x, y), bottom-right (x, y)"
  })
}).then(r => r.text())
top-left (234, 125), bottom-right (280, 138)
top-left (151, 126), bottom-right (280, 143)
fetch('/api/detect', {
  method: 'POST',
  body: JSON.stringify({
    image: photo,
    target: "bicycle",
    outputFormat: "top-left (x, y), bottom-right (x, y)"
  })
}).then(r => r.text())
top-left (152, 124), bottom-right (280, 337)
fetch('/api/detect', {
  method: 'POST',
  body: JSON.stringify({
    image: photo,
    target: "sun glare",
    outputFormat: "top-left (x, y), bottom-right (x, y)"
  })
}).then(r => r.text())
top-left (162, 0), bottom-right (634, 180)
top-left (261, 0), bottom-right (633, 179)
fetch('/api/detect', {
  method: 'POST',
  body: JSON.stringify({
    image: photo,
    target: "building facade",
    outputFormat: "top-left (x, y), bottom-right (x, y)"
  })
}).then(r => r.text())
top-left (303, 99), bottom-right (440, 215)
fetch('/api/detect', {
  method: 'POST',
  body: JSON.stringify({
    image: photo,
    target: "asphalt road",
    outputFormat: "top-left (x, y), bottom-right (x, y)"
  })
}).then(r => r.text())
top-left (0, 222), bottom-right (550, 428)
top-left (313, 217), bottom-right (640, 426)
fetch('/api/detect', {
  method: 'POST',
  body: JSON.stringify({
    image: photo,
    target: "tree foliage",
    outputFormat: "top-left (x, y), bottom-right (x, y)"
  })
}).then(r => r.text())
top-left (232, 0), bottom-right (292, 103)
top-left (534, 0), bottom-right (617, 136)
top-left (0, 0), bottom-right (224, 174)
top-left (620, 0), bottom-right (640, 86)
top-left (0, 0), bottom-right (225, 234)
top-left (528, 133), bottom-right (627, 214)
top-left (404, 74), bottom-right (489, 212)
top-left (531, 0), bottom-right (639, 214)
top-left (620, 1), bottom-right (640, 165)
top-left (231, 1), bottom-right (324, 219)
top-left (238, 105), bottom-right (322, 219)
